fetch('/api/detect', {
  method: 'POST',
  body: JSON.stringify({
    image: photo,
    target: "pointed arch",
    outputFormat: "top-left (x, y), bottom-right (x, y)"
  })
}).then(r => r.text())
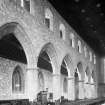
top-left (0, 22), bottom-right (34, 67)
top-left (61, 54), bottom-right (74, 77)
top-left (37, 50), bottom-right (53, 72)
top-left (77, 62), bottom-right (84, 80)
top-left (37, 43), bottom-right (58, 74)
top-left (60, 54), bottom-right (74, 99)
top-left (12, 65), bottom-right (24, 93)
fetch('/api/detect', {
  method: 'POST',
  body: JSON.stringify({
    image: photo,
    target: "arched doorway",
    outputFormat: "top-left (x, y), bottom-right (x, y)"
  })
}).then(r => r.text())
top-left (84, 66), bottom-right (90, 98)
top-left (75, 62), bottom-right (84, 99)
top-left (37, 43), bottom-right (59, 100)
top-left (90, 70), bottom-right (96, 98)
top-left (60, 54), bottom-right (74, 100)
top-left (37, 50), bottom-right (53, 93)
top-left (75, 69), bottom-right (79, 100)
top-left (61, 59), bottom-right (68, 99)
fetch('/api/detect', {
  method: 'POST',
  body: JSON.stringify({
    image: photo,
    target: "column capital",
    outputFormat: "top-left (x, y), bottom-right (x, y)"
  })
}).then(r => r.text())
top-left (90, 83), bottom-right (94, 85)
top-left (78, 80), bottom-right (84, 82)
top-left (26, 67), bottom-right (38, 71)
top-left (84, 82), bottom-right (90, 84)
top-left (53, 74), bottom-right (60, 77)
top-left (68, 77), bottom-right (74, 80)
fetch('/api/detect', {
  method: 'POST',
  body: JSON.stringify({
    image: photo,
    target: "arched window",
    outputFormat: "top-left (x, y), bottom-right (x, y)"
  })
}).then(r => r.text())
top-left (24, 0), bottom-right (30, 11)
top-left (75, 69), bottom-right (79, 100)
top-left (70, 33), bottom-right (75, 48)
top-left (89, 51), bottom-right (92, 61)
top-left (12, 66), bottom-right (23, 93)
top-left (84, 46), bottom-right (87, 57)
top-left (45, 8), bottom-right (53, 31)
top-left (78, 40), bottom-right (82, 53)
top-left (59, 24), bottom-right (66, 40)
top-left (63, 78), bottom-right (68, 93)
top-left (94, 55), bottom-right (96, 64)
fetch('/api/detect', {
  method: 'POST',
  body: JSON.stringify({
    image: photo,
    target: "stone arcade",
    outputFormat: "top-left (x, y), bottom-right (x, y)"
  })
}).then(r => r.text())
top-left (0, 0), bottom-right (104, 105)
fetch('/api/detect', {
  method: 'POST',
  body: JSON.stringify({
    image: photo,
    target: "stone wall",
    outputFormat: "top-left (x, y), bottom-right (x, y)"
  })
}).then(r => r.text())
top-left (0, 0), bottom-right (98, 101)
top-left (0, 57), bottom-right (27, 100)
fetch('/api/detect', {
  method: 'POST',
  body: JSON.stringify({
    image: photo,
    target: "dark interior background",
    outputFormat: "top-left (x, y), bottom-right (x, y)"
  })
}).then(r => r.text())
top-left (48, 0), bottom-right (105, 57)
